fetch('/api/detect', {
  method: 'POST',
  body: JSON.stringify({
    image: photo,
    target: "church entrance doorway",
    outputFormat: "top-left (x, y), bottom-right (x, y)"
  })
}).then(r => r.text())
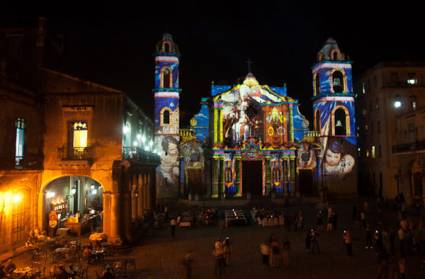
top-left (299, 169), bottom-right (314, 195)
top-left (242, 160), bottom-right (263, 198)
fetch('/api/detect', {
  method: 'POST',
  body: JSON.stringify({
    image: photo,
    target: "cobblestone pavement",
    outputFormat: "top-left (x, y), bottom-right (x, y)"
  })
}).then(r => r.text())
top-left (8, 199), bottom-right (425, 278)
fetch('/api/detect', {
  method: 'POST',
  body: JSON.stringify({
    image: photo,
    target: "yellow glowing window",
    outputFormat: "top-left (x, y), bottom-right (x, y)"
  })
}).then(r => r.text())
top-left (371, 145), bottom-right (376, 159)
top-left (73, 122), bottom-right (87, 149)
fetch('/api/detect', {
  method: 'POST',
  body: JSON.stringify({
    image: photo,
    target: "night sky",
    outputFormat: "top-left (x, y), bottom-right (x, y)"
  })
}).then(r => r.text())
top-left (3, 2), bottom-right (425, 124)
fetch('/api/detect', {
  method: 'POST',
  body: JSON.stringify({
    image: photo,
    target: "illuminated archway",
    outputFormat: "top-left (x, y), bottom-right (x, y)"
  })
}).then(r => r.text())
top-left (331, 106), bottom-right (350, 136)
top-left (42, 176), bottom-right (103, 234)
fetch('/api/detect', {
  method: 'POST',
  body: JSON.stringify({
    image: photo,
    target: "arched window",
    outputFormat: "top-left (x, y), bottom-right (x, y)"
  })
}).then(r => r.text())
top-left (161, 67), bottom-right (172, 88)
top-left (163, 110), bottom-right (170, 125)
top-left (271, 161), bottom-right (281, 187)
top-left (15, 118), bottom-right (25, 166)
top-left (334, 108), bottom-right (347, 136)
top-left (314, 74), bottom-right (321, 95)
top-left (332, 71), bottom-right (344, 93)
top-left (331, 50), bottom-right (339, 60)
top-left (163, 42), bottom-right (170, 53)
top-left (314, 110), bottom-right (321, 131)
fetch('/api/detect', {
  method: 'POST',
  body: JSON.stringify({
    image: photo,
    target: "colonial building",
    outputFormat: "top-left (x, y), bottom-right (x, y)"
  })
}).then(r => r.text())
top-left (357, 61), bottom-right (425, 202)
top-left (0, 18), bottom-right (158, 252)
top-left (153, 35), bottom-right (358, 201)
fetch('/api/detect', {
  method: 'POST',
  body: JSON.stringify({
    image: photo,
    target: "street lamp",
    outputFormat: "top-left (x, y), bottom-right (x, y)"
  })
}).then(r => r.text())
top-left (394, 95), bottom-right (402, 109)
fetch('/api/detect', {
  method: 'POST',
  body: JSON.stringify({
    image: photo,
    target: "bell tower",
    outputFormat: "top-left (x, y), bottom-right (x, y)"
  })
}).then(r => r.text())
top-left (312, 38), bottom-right (357, 193)
top-left (154, 33), bottom-right (181, 199)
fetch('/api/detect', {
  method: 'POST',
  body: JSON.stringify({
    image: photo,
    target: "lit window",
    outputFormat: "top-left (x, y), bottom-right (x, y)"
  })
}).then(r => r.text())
top-left (72, 122), bottom-right (87, 151)
top-left (407, 73), bottom-right (417, 85)
top-left (362, 83), bottom-right (366, 94)
top-left (371, 145), bottom-right (376, 159)
top-left (407, 79), bottom-right (417, 85)
top-left (366, 150), bottom-right (370, 158)
top-left (15, 118), bottom-right (25, 166)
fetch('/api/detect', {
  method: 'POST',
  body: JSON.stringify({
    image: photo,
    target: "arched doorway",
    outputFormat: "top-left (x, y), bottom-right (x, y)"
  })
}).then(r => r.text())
top-left (43, 176), bottom-right (103, 236)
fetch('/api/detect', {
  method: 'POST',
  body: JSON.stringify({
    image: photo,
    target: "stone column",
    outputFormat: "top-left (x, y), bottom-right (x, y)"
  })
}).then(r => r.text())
top-left (131, 175), bottom-right (138, 221)
top-left (109, 192), bottom-right (121, 243)
top-left (146, 174), bottom-right (151, 210)
top-left (143, 175), bottom-right (149, 211)
top-left (122, 190), bottom-right (132, 242)
top-left (137, 174), bottom-right (144, 219)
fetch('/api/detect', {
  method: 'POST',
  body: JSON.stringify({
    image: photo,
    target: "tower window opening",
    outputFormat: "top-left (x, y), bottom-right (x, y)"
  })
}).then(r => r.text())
top-left (332, 50), bottom-right (338, 60)
top-left (332, 71), bottom-right (344, 93)
top-left (163, 42), bottom-right (170, 53)
top-left (163, 110), bottom-right (170, 125)
top-left (162, 68), bottom-right (172, 88)
top-left (334, 108), bottom-right (347, 136)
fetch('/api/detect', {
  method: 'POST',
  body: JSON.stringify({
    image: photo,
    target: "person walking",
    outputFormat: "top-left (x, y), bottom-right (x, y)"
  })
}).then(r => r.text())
top-left (398, 257), bottom-right (406, 279)
top-left (310, 228), bottom-right (320, 255)
top-left (170, 218), bottom-right (177, 237)
top-left (360, 210), bottom-right (366, 229)
top-left (259, 241), bottom-right (270, 266)
top-left (316, 210), bottom-right (324, 231)
top-left (213, 239), bottom-right (225, 277)
top-left (223, 237), bottom-right (231, 266)
top-left (343, 229), bottom-right (353, 256)
top-left (305, 230), bottom-right (311, 252)
top-left (365, 224), bottom-right (373, 249)
top-left (295, 209), bottom-right (304, 232)
top-left (182, 250), bottom-right (194, 279)
top-left (326, 208), bottom-right (334, 232)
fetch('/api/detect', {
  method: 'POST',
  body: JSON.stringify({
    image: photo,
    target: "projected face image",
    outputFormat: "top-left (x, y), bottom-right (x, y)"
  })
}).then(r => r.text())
top-left (325, 149), bottom-right (341, 167)
top-left (323, 140), bottom-right (355, 176)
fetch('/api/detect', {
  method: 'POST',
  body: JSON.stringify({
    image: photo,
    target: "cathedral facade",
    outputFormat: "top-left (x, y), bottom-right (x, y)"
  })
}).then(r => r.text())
top-left (154, 35), bottom-right (357, 201)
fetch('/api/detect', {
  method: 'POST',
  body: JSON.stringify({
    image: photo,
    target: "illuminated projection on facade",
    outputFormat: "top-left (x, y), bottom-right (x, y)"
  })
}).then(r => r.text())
top-left (312, 38), bottom-right (357, 193)
top-left (153, 35), bottom-right (358, 200)
top-left (208, 73), bottom-right (309, 198)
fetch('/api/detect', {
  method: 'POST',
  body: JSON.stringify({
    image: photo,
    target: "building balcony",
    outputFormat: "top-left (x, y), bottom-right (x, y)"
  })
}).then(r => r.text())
top-left (392, 140), bottom-right (425, 154)
top-left (57, 146), bottom-right (95, 165)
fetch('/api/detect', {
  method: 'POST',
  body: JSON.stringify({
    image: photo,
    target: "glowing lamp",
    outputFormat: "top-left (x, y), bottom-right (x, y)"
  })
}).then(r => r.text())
top-left (46, 191), bottom-right (55, 199)
top-left (123, 125), bottom-right (130, 134)
top-left (394, 100), bottom-right (402, 109)
top-left (91, 189), bottom-right (97, 195)
top-left (133, 141), bottom-right (139, 147)
top-left (71, 188), bottom-right (77, 195)
top-left (13, 194), bottom-right (22, 204)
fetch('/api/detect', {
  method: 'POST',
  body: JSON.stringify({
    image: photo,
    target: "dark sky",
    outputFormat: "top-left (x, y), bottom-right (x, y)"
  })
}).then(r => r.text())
top-left (3, 2), bottom-right (425, 124)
